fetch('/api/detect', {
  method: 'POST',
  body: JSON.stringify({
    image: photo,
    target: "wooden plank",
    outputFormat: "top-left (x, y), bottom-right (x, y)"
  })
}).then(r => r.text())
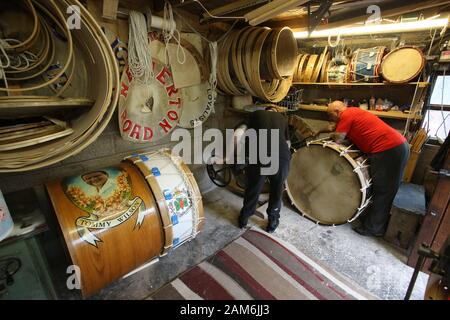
top-left (292, 82), bottom-right (430, 87)
top-left (0, 121), bottom-right (52, 134)
top-left (290, 0), bottom-right (450, 32)
top-left (202, 0), bottom-right (266, 20)
top-left (102, 0), bottom-right (120, 20)
top-left (407, 152), bottom-right (450, 271)
top-left (0, 128), bottom-right (74, 151)
top-left (296, 104), bottom-right (423, 120)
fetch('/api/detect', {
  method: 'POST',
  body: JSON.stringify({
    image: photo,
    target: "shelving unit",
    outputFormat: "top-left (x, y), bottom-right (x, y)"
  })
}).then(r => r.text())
top-left (292, 82), bottom-right (430, 88)
top-left (296, 104), bottom-right (423, 120)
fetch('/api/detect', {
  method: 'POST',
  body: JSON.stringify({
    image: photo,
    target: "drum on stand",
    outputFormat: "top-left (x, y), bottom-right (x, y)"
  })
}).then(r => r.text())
top-left (46, 149), bottom-right (203, 297)
top-left (286, 140), bottom-right (372, 225)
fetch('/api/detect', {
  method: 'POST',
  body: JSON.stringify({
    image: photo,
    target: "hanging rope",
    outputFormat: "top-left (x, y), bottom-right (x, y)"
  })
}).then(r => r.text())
top-left (128, 10), bottom-right (153, 84)
top-left (162, 1), bottom-right (185, 65)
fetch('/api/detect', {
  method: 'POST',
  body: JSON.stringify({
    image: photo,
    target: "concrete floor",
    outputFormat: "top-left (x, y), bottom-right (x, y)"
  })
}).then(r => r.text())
top-left (40, 184), bottom-right (427, 300)
top-left (86, 187), bottom-right (427, 300)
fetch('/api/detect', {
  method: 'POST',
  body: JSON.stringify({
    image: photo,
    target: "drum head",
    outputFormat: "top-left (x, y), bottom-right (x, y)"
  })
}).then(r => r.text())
top-left (286, 144), bottom-right (362, 225)
top-left (381, 47), bottom-right (424, 83)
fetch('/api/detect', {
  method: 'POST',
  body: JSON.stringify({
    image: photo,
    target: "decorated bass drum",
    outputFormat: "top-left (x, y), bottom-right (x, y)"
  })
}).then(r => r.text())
top-left (46, 149), bottom-right (203, 297)
top-left (286, 140), bottom-right (371, 225)
top-left (124, 150), bottom-right (204, 254)
top-left (349, 47), bottom-right (385, 82)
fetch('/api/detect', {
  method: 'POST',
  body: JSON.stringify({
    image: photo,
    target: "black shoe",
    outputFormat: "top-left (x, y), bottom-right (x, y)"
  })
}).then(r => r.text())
top-left (238, 215), bottom-right (248, 229)
top-left (352, 225), bottom-right (383, 237)
top-left (266, 218), bottom-right (279, 233)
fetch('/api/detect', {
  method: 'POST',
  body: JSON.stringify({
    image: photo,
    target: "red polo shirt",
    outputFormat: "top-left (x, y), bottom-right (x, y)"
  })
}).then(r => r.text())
top-left (336, 108), bottom-right (406, 154)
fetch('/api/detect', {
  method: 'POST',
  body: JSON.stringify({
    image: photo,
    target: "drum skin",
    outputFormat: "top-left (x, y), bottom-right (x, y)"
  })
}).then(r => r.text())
top-left (46, 162), bottom-right (164, 297)
top-left (286, 143), bottom-right (368, 225)
top-left (381, 46), bottom-right (425, 83)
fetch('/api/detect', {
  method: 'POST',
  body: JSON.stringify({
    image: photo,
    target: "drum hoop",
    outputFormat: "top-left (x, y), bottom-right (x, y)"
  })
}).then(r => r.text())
top-left (126, 150), bottom-right (204, 247)
top-left (160, 149), bottom-right (204, 234)
top-left (289, 142), bottom-right (370, 223)
top-left (125, 157), bottom-right (174, 255)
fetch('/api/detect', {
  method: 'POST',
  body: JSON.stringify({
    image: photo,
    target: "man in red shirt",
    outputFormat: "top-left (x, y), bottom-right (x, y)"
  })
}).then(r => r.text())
top-left (327, 100), bottom-right (410, 237)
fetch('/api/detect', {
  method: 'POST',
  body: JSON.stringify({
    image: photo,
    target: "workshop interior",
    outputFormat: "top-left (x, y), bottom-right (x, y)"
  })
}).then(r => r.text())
top-left (0, 0), bottom-right (449, 301)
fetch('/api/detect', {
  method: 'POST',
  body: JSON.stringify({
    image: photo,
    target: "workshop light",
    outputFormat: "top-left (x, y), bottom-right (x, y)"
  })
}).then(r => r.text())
top-left (293, 18), bottom-right (449, 38)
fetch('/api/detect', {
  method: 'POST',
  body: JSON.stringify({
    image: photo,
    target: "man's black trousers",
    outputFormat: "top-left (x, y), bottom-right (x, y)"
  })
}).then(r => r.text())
top-left (239, 159), bottom-right (290, 221)
top-left (362, 141), bottom-right (410, 234)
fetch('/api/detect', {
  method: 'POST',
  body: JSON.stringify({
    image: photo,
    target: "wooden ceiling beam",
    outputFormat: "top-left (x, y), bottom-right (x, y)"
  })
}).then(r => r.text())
top-left (287, 0), bottom-right (450, 32)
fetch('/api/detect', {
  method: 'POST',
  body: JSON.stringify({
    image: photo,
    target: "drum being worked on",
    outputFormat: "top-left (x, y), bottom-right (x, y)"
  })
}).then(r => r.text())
top-left (381, 46), bottom-right (425, 83)
top-left (286, 140), bottom-right (371, 225)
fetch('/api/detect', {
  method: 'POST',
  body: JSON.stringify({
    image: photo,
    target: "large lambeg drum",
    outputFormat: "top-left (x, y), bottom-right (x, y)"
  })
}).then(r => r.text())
top-left (46, 149), bottom-right (203, 297)
top-left (286, 140), bottom-right (371, 225)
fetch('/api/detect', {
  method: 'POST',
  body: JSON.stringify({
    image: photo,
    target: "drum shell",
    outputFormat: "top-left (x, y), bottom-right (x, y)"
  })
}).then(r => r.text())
top-left (349, 47), bottom-right (385, 82)
top-left (46, 162), bottom-right (164, 297)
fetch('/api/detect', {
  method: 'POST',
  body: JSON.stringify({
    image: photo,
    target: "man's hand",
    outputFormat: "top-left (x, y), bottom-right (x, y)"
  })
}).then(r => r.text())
top-left (327, 123), bottom-right (336, 132)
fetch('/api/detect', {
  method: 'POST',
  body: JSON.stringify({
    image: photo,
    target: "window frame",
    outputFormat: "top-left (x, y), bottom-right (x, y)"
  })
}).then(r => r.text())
top-left (427, 72), bottom-right (450, 110)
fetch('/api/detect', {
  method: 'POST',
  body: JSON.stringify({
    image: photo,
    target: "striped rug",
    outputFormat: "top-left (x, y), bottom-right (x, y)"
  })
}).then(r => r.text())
top-left (148, 228), bottom-right (377, 300)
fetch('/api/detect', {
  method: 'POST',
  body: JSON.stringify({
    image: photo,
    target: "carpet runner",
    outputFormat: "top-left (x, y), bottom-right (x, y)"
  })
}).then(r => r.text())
top-left (148, 228), bottom-right (377, 300)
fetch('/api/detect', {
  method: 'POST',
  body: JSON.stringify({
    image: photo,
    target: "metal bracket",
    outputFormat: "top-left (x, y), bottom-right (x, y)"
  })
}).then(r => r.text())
top-left (307, 0), bottom-right (332, 36)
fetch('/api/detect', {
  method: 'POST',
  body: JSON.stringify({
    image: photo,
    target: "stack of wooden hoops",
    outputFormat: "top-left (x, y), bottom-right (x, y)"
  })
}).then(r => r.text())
top-left (217, 26), bottom-right (297, 102)
top-left (0, 0), bottom-right (119, 172)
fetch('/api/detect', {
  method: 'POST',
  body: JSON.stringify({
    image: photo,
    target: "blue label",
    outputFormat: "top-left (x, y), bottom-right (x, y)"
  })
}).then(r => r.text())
top-left (171, 214), bottom-right (179, 225)
top-left (151, 167), bottom-right (160, 176)
top-left (163, 189), bottom-right (172, 200)
top-left (140, 155), bottom-right (149, 162)
top-left (173, 237), bottom-right (179, 246)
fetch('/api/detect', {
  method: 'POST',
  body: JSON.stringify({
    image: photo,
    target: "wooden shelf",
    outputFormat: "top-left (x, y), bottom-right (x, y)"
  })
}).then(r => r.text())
top-left (297, 104), bottom-right (423, 120)
top-left (292, 82), bottom-right (429, 88)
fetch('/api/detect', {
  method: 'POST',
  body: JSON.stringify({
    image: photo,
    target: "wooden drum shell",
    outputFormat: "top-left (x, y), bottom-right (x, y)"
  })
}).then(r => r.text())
top-left (46, 162), bottom-right (164, 298)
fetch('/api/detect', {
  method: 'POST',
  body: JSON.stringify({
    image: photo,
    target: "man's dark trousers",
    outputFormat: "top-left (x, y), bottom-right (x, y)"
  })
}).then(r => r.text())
top-left (239, 158), bottom-right (290, 224)
top-left (362, 141), bottom-right (410, 234)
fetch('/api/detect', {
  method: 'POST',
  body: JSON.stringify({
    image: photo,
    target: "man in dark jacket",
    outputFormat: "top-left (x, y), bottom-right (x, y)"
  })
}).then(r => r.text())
top-left (238, 110), bottom-right (291, 233)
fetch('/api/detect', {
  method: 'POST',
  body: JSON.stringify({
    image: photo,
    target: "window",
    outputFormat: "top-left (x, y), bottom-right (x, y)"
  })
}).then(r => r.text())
top-left (423, 110), bottom-right (450, 141)
top-left (429, 75), bottom-right (450, 107)
top-left (422, 75), bottom-right (450, 141)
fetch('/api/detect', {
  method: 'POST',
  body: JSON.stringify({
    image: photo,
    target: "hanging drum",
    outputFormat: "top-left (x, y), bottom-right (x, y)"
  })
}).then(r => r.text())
top-left (46, 149), bottom-right (203, 297)
top-left (349, 47), bottom-right (385, 82)
top-left (286, 140), bottom-right (371, 225)
top-left (381, 46), bottom-right (425, 83)
top-left (118, 59), bottom-right (182, 143)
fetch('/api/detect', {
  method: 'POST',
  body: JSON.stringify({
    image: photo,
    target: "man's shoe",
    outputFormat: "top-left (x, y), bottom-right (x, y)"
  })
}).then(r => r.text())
top-left (352, 225), bottom-right (383, 237)
top-left (238, 216), bottom-right (248, 229)
top-left (266, 219), bottom-right (279, 233)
